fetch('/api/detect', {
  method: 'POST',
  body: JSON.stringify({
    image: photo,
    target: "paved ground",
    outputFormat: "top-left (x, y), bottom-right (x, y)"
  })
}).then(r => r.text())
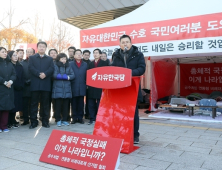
top-left (0, 111), bottom-right (222, 170)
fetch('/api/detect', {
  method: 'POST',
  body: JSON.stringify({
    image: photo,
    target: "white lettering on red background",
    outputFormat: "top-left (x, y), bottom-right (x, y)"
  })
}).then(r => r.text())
top-left (92, 72), bottom-right (125, 82)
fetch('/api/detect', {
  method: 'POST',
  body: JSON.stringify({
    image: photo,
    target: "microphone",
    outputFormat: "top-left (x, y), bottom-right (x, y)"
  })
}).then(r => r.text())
top-left (124, 47), bottom-right (128, 53)
top-left (123, 47), bottom-right (128, 68)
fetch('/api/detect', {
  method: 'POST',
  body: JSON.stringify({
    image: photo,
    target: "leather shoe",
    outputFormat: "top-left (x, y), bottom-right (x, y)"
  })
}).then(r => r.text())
top-left (21, 121), bottom-right (29, 126)
top-left (29, 124), bottom-right (37, 129)
top-left (42, 123), bottom-right (50, 128)
top-left (71, 120), bottom-right (77, 124)
top-left (85, 115), bottom-right (90, 119)
top-left (78, 120), bottom-right (84, 124)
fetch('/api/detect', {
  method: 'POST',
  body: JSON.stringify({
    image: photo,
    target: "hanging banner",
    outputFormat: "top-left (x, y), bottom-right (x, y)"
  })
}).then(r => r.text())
top-left (80, 12), bottom-right (222, 58)
top-left (82, 36), bottom-right (222, 59)
top-left (180, 63), bottom-right (222, 96)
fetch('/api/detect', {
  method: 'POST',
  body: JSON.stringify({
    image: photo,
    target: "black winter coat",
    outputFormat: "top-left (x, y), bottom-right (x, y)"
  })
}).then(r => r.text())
top-left (112, 45), bottom-right (146, 102)
top-left (88, 59), bottom-right (109, 99)
top-left (83, 59), bottom-right (91, 69)
top-left (21, 59), bottom-right (31, 97)
top-left (0, 57), bottom-right (16, 111)
top-left (70, 60), bottom-right (87, 97)
top-left (11, 62), bottom-right (24, 112)
top-left (52, 61), bottom-right (75, 99)
top-left (28, 53), bottom-right (54, 92)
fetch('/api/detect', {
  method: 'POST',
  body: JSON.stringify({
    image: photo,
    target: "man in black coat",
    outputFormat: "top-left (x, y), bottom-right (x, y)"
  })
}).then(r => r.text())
top-left (82, 50), bottom-right (91, 68)
top-left (21, 48), bottom-right (35, 125)
top-left (88, 49), bottom-right (109, 125)
top-left (112, 35), bottom-right (146, 144)
top-left (82, 50), bottom-right (91, 119)
top-left (28, 42), bottom-right (54, 129)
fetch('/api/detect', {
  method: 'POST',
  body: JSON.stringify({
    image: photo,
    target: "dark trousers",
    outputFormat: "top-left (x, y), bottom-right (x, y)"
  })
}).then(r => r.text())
top-left (54, 98), bottom-right (69, 122)
top-left (134, 105), bottom-right (140, 138)
top-left (0, 111), bottom-right (9, 130)
top-left (39, 96), bottom-right (43, 118)
top-left (67, 99), bottom-right (71, 120)
top-left (23, 97), bottom-right (31, 122)
top-left (72, 96), bottom-right (84, 121)
top-left (30, 91), bottom-right (50, 125)
top-left (88, 98), bottom-right (100, 122)
top-left (85, 89), bottom-right (89, 117)
top-left (8, 112), bottom-right (16, 125)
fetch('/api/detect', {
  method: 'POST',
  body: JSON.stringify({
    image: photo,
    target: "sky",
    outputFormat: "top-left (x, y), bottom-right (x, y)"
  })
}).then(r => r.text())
top-left (0, 0), bottom-right (80, 48)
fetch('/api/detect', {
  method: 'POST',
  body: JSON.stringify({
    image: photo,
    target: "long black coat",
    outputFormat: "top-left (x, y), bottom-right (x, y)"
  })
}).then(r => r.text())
top-left (70, 60), bottom-right (87, 97)
top-left (21, 59), bottom-right (31, 97)
top-left (112, 45), bottom-right (146, 102)
top-left (0, 57), bottom-right (16, 111)
top-left (11, 62), bottom-right (24, 112)
top-left (28, 53), bottom-right (54, 92)
top-left (88, 60), bottom-right (109, 99)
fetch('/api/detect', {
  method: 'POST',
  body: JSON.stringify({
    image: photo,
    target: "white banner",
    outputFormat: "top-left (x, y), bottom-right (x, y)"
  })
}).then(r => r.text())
top-left (82, 36), bottom-right (222, 60)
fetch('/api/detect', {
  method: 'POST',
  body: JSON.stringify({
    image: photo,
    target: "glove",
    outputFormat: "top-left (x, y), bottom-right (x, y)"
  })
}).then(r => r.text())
top-left (56, 74), bottom-right (63, 80)
top-left (62, 74), bottom-right (68, 80)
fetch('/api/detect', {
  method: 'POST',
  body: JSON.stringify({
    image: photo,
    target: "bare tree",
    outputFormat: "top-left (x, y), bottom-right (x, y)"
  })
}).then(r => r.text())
top-left (29, 13), bottom-right (44, 40)
top-left (0, 0), bottom-right (29, 29)
top-left (0, 0), bottom-right (30, 49)
top-left (46, 20), bottom-right (75, 53)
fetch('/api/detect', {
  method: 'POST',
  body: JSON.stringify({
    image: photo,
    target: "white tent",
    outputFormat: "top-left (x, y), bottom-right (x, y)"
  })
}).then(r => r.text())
top-left (80, 0), bottom-right (222, 111)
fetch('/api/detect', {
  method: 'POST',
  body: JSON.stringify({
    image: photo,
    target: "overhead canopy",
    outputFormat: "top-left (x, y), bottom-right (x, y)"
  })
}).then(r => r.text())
top-left (80, 0), bottom-right (222, 59)
top-left (54, 0), bottom-right (148, 29)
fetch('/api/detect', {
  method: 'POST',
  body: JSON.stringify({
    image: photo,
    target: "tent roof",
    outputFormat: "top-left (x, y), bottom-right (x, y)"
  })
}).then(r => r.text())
top-left (92, 0), bottom-right (222, 29)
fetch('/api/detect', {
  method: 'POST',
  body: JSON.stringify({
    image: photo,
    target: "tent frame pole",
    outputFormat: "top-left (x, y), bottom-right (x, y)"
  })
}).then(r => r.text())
top-left (177, 59), bottom-right (180, 97)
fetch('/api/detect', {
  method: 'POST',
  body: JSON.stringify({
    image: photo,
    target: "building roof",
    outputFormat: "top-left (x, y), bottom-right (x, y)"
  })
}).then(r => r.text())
top-left (54, 0), bottom-right (148, 29)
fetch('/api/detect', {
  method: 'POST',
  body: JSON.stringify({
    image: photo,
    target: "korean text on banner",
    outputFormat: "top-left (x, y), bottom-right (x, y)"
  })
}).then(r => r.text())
top-left (180, 63), bottom-right (222, 96)
top-left (39, 130), bottom-right (123, 170)
top-left (81, 12), bottom-right (222, 48)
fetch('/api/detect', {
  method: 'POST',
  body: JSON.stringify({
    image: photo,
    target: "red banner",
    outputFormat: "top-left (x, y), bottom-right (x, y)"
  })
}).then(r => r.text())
top-left (180, 63), bottom-right (222, 96)
top-left (80, 12), bottom-right (222, 48)
top-left (40, 130), bottom-right (123, 170)
top-left (87, 66), bottom-right (132, 89)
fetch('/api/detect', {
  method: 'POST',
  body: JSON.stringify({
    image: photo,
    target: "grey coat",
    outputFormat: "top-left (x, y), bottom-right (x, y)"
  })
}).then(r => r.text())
top-left (52, 61), bottom-right (75, 99)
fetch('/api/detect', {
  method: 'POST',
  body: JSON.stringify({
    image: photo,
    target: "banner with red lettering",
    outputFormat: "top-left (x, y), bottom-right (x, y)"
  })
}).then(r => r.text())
top-left (80, 12), bottom-right (222, 58)
top-left (180, 63), bottom-right (222, 96)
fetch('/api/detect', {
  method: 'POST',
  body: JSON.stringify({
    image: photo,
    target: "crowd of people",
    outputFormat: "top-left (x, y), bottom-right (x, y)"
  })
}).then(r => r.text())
top-left (0, 34), bottom-right (146, 143)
